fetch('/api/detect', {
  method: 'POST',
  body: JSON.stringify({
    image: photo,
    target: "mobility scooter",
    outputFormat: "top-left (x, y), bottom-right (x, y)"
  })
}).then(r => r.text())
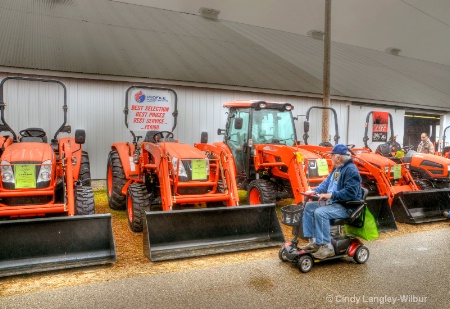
top-left (278, 188), bottom-right (370, 273)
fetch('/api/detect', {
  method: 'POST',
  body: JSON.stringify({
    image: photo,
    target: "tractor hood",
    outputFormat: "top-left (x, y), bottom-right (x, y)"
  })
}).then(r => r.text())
top-left (411, 153), bottom-right (450, 166)
top-left (358, 152), bottom-right (396, 167)
top-left (295, 147), bottom-right (322, 160)
top-left (1, 142), bottom-right (54, 163)
top-left (163, 143), bottom-right (207, 159)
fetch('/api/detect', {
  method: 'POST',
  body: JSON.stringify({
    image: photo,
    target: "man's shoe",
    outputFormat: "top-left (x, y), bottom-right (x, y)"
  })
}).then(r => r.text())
top-left (299, 243), bottom-right (319, 252)
top-left (444, 211), bottom-right (449, 218)
top-left (312, 245), bottom-right (335, 259)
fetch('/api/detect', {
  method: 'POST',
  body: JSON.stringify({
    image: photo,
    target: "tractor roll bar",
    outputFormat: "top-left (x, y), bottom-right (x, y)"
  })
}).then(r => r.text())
top-left (0, 76), bottom-right (69, 142)
top-left (363, 112), bottom-right (394, 148)
top-left (124, 86), bottom-right (178, 144)
top-left (442, 126), bottom-right (450, 156)
top-left (303, 106), bottom-right (339, 145)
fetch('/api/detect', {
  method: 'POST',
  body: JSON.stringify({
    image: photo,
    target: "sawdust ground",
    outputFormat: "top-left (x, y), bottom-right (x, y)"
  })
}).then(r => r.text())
top-left (0, 190), bottom-right (448, 298)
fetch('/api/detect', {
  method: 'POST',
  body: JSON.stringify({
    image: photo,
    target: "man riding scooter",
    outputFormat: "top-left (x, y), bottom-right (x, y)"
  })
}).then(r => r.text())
top-left (301, 144), bottom-right (362, 259)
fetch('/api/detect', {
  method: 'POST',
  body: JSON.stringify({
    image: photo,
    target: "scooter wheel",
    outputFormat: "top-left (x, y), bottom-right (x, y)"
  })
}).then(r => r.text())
top-left (297, 255), bottom-right (314, 273)
top-left (278, 247), bottom-right (288, 262)
top-left (354, 246), bottom-right (369, 264)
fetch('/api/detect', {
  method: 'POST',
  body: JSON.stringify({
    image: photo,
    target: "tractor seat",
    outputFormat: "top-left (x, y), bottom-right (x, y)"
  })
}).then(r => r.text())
top-left (375, 143), bottom-right (392, 157)
top-left (330, 187), bottom-right (369, 228)
top-left (319, 141), bottom-right (333, 147)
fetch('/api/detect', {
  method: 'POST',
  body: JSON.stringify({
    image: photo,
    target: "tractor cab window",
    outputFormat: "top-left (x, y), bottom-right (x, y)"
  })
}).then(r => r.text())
top-left (251, 109), bottom-right (296, 146)
top-left (226, 110), bottom-right (249, 174)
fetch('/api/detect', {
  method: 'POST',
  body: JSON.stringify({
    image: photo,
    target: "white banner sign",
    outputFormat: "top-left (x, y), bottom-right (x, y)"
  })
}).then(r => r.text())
top-left (128, 88), bottom-right (174, 132)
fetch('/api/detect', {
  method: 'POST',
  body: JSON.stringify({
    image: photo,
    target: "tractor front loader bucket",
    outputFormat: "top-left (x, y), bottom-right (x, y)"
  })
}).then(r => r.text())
top-left (0, 214), bottom-right (116, 277)
top-left (144, 204), bottom-right (285, 261)
top-left (366, 196), bottom-right (398, 233)
top-left (391, 189), bottom-right (450, 224)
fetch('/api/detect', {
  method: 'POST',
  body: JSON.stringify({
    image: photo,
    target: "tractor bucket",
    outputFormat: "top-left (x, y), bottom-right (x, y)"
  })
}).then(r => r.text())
top-left (366, 196), bottom-right (398, 233)
top-left (143, 204), bottom-right (285, 261)
top-left (391, 189), bottom-right (450, 224)
top-left (0, 214), bottom-right (116, 278)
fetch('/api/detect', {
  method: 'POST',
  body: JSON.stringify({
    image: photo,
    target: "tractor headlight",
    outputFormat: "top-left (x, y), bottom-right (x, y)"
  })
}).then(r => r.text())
top-left (171, 157), bottom-right (188, 178)
top-left (37, 160), bottom-right (52, 183)
top-left (1, 160), bottom-right (14, 183)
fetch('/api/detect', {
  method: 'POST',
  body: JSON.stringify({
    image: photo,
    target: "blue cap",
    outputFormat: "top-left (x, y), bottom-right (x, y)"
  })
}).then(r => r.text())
top-left (326, 144), bottom-right (349, 155)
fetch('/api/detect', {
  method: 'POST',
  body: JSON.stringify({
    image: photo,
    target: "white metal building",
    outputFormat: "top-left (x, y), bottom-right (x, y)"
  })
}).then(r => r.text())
top-left (0, 0), bottom-right (449, 179)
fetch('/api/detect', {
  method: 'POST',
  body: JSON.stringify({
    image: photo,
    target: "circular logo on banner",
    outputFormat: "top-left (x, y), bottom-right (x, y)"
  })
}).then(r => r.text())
top-left (135, 91), bottom-right (145, 103)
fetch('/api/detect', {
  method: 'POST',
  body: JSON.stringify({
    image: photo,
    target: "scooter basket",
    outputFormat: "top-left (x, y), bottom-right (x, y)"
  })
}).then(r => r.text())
top-left (281, 204), bottom-right (304, 226)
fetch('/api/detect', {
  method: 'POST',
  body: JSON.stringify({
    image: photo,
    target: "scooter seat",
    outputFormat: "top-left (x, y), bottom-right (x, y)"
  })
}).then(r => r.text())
top-left (330, 217), bottom-right (351, 225)
top-left (330, 187), bottom-right (369, 227)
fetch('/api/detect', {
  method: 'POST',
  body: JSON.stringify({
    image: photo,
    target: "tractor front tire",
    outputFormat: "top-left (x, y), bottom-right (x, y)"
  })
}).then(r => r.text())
top-left (107, 150), bottom-right (127, 210)
top-left (206, 180), bottom-right (226, 208)
top-left (247, 179), bottom-right (276, 205)
top-left (75, 186), bottom-right (95, 215)
top-left (79, 151), bottom-right (92, 186)
top-left (127, 183), bottom-right (150, 232)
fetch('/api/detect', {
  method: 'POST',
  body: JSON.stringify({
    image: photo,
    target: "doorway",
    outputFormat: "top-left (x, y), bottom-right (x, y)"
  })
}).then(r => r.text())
top-left (404, 113), bottom-right (440, 151)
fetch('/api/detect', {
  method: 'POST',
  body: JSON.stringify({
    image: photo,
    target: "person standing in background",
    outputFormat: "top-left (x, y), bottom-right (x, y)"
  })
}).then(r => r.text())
top-left (417, 133), bottom-right (435, 155)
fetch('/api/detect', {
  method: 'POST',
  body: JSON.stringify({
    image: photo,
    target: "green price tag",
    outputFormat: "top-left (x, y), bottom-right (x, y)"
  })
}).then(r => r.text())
top-left (393, 164), bottom-right (401, 179)
top-left (14, 164), bottom-right (36, 188)
top-left (317, 159), bottom-right (329, 176)
top-left (191, 159), bottom-right (207, 180)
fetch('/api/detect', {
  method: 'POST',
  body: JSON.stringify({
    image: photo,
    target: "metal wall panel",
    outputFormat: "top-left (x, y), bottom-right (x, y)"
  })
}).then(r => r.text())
top-left (0, 72), bottom-right (359, 179)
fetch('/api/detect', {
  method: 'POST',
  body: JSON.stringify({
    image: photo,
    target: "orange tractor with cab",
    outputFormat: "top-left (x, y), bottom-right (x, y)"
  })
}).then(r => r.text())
top-left (203, 100), bottom-right (333, 206)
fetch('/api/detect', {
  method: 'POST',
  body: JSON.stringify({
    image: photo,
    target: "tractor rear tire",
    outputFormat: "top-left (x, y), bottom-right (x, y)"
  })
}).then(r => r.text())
top-left (247, 179), bottom-right (276, 205)
top-left (107, 150), bottom-right (127, 210)
top-left (79, 151), bottom-right (92, 186)
top-left (75, 186), bottom-right (95, 215)
top-left (127, 183), bottom-right (150, 232)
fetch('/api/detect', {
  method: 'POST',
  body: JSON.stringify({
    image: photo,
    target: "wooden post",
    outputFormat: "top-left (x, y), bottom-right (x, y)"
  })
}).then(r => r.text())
top-left (322, 0), bottom-right (331, 143)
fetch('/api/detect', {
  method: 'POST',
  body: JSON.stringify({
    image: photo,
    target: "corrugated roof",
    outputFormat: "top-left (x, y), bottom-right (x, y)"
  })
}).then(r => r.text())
top-left (0, 0), bottom-right (449, 110)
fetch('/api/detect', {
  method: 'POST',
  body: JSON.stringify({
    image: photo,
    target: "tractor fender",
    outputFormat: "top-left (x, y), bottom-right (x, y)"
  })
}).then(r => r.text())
top-left (111, 142), bottom-right (139, 179)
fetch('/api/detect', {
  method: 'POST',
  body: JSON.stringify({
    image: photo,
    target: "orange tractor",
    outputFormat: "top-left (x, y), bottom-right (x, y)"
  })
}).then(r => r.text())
top-left (300, 107), bottom-right (449, 225)
top-left (106, 87), bottom-right (284, 261)
top-left (360, 111), bottom-right (450, 223)
top-left (203, 100), bottom-right (332, 206)
top-left (0, 76), bottom-right (116, 277)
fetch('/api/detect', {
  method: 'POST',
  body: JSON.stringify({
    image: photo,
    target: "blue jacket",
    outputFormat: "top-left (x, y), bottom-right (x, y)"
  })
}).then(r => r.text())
top-left (313, 158), bottom-right (362, 206)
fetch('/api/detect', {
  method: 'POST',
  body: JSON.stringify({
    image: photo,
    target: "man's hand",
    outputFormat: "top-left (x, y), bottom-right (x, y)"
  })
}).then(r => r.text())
top-left (318, 193), bottom-right (332, 201)
top-left (304, 190), bottom-right (317, 196)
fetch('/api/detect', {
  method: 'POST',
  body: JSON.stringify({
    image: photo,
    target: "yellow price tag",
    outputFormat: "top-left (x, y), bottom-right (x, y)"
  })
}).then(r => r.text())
top-left (191, 159), bottom-right (207, 180)
top-left (317, 159), bottom-right (329, 176)
top-left (14, 164), bottom-right (36, 188)
top-left (393, 164), bottom-right (401, 179)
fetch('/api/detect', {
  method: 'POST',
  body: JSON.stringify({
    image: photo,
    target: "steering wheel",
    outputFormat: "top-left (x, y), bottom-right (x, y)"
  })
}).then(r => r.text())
top-left (153, 131), bottom-right (174, 141)
top-left (257, 134), bottom-right (274, 143)
top-left (19, 128), bottom-right (46, 138)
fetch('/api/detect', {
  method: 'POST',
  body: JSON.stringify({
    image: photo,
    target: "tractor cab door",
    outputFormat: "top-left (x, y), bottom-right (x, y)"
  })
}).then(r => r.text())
top-left (225, 110), bottom-right (249, 175)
